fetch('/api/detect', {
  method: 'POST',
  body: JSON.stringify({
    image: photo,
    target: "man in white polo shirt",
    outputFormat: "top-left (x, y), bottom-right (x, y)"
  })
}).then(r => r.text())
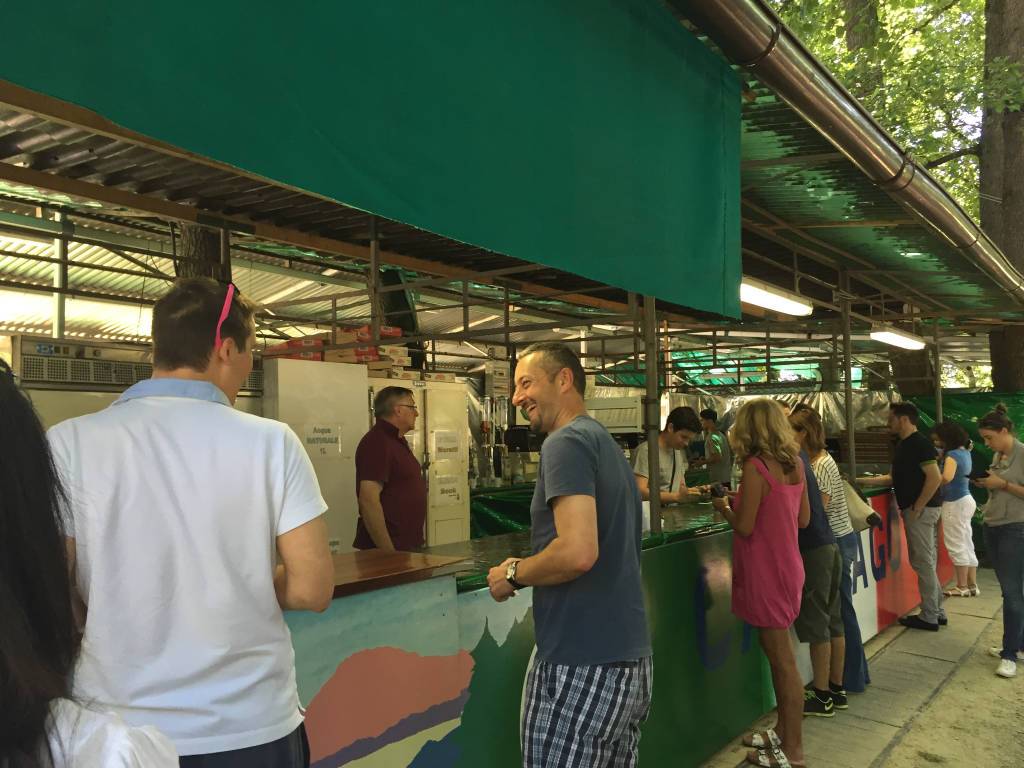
top-left (49, 277), bottom-right (334, 767)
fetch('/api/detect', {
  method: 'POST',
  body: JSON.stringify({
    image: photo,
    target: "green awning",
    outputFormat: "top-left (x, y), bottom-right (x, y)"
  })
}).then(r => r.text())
top-left (0, 0), bottom-right (741, 315)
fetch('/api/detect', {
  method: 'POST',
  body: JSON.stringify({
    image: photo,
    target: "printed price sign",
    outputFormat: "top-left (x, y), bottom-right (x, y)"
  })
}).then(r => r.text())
top-left (300, 423), bottom-right (342, 459)
top-left (432, 430), bottom-right (461, 461)
top-left (431, 474), bottom-right (462, 506)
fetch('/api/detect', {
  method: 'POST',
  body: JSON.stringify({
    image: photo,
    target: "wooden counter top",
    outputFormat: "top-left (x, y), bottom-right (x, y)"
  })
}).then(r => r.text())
top-left (332, 549), bottom-right (470, 598)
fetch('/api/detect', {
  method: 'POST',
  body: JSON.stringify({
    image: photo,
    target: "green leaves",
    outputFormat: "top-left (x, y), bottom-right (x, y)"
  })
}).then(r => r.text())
top-left (984, 56), bottom-right (1024, 113)
top-left (766, 0), bottom-right (985, 218)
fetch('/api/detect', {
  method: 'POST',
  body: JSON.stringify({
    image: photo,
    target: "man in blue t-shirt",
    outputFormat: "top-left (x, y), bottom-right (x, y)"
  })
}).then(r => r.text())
top-left (487, 343), bottom-right (652, 768)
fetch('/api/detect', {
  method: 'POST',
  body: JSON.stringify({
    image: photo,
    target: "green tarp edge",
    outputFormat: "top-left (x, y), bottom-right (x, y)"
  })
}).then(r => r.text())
top-left (0, 0), bottom-right (742, 315)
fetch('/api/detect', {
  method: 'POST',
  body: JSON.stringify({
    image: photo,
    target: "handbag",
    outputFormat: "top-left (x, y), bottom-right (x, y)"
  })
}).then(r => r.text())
top-left (842, 479), bottom-right (881, 532)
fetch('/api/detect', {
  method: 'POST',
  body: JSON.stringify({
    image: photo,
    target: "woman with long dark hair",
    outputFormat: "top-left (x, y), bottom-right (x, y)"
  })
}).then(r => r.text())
top-left (0, 359), bottom-right (176, 766)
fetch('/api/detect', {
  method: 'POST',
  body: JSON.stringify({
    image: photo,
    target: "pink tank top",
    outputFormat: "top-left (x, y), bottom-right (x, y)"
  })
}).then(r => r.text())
top-left (731, 456), bottom-right (806, 628)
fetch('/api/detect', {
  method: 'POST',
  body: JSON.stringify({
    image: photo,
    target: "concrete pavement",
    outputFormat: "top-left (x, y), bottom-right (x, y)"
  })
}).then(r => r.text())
top-left (699, 567), bottom-right (1022, 768)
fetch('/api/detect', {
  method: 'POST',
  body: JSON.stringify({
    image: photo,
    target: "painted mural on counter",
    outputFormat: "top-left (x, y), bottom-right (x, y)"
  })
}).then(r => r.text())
top-left (286, 577), bottom-right (535, 768)
top-left (285, 491), bottom-right (950, 768)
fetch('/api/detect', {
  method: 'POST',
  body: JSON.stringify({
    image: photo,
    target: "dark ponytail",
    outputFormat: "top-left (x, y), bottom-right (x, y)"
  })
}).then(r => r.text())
top-left (978, 402), bottom-right (1014, 434)
top-left (0, 359), bottom-right (79, 767)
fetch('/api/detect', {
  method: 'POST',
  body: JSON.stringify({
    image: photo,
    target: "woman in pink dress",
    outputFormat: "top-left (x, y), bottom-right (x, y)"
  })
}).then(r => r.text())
top-left (712, 398), bottom-right (810, 768)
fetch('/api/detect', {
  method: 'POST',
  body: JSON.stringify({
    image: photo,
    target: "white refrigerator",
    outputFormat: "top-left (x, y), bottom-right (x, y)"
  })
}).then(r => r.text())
top-left (263, 358), bottom-right (369, 554)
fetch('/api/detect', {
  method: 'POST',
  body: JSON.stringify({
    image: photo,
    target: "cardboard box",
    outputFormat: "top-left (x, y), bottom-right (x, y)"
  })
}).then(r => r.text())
top-left (368, 369), bottom-right (390, 379)
top-left (389, 369), bottom-right (417, 380)
top-left (263, 335), bottom-right (326, 354)
top-left (384, 355), bottom-right (413, 367)
top-left (263, 350), bottom-right (323, 361)
top-left (422, 371), bottom-right (457, 382)
top-left (365, 359), bottom-right (394, 370)
top-left (485, 362), bottom-right (510, 378)
top-left (334, 329), bottom-right (371, 344)
top-left (376, 344), bottom-right (407, 357)
top-left (324, 350), bottom-right (380, 363)
top-left (358, 324), bottom-right (403, 338)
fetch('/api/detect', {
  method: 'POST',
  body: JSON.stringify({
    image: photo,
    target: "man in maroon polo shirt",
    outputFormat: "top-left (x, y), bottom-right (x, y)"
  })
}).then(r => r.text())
top-left (352, 386), bottom-right (427, 551)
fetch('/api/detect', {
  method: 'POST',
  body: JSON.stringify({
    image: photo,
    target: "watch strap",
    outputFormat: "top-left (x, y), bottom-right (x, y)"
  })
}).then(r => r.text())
top-left (506, 560), bottom-right (525, 590)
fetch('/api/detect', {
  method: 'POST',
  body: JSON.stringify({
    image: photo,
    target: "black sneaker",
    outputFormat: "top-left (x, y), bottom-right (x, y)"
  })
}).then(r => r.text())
top-left (938, 616), bottom-right (948, 626)
top-left (803, 689), bottom-right (835, 717)
top-left (829, 686), bottom-right (848, 709)
top-left (899, 614), bottom-right (939, 631)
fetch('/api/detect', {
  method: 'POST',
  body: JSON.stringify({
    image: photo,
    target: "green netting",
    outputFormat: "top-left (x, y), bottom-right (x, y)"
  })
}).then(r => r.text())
top-left (469, 485), bottom-right (535, 538)
top-left (1, 0), bottom-right (741, 316)
top-left (908, 392), bottom-right (1024, 557)
top-left (469, 482), bottom-right (730, 551)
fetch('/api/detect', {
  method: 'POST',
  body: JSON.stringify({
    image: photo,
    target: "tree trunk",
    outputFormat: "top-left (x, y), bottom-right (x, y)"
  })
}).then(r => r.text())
top-left (889, 348), bottom-right (934, 397)
top-left (843, 0), bottom-right (883, 102)
top-left (174, 224), bottom-right (231, 281)
top-left (983, 0), bottom-right (1024, 388)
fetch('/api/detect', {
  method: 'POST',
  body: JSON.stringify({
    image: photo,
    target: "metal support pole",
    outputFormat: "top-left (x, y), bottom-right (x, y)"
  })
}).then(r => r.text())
top-left (331, 298), bottom-right (338, 345)
top-left (627, 292), bottom-right (640, 374)
top-left (462, 281), bottom-right (470, 334)
top-left (52, 214), bottom-right (67, 339)
top-left (642, 295), bottom-right (662, 535)
top-left (369, 216), bottom-right (381, 343)
top-left (504, 286), bottom-right (511, 354)
top-left (765, 325), bottom-right (772, 383)
top-left (509, 342), bottom-right (518, 427)
top-left (840, 274), bottom-right (857, 475)
top-left (219, 228), bottom-right (231, 278)
top-left (934, 318), bottom-right (943, 422)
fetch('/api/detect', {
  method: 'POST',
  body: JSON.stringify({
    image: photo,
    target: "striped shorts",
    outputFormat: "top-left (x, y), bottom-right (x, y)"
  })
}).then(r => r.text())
top-left (521, 655), bottom-right (653, 768)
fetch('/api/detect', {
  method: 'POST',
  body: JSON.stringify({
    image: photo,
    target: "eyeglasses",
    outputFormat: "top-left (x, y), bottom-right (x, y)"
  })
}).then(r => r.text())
top-left (396, 404), bottom-right (419, 413)
top-left (214, 282), bottom-right (238, 349)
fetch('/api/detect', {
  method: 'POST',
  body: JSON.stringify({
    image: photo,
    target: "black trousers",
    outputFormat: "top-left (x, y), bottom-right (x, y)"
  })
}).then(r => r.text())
top-left (179, 724), bottom-right (309, 768)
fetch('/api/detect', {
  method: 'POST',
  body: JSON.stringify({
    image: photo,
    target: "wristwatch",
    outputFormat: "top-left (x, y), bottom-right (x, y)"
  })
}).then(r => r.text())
top-left (506, 560), bottom-right (525, 590)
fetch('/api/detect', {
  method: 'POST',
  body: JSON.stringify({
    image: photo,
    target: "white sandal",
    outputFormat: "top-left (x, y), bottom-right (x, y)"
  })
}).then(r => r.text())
top-left (746, 745), bottom-right (805, 768)
top-left (743, 728), bottom-right (782, 749)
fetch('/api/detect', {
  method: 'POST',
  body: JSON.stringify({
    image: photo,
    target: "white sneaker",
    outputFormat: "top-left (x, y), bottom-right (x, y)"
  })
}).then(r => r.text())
top-left (989, 647), bottom-right (1024, 660)
top-left (996, 659), bottom-right (1017, 678)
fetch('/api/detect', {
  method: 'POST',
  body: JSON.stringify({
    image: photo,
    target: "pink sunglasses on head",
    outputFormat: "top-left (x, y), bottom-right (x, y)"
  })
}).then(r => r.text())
top-left (214, 283), bottom-right (235, 349)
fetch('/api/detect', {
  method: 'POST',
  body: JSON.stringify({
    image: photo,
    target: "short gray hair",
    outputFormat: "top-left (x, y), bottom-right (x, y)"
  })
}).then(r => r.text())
top-left (519, 342), bottom-right (585, 396)
top-left (374, 386), bottom-right (414, 418)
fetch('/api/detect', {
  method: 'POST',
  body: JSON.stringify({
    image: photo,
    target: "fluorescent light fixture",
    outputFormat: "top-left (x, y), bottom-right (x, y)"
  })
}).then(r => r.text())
top-left (740, 278), bottom-right (813, 316)
top-left (709, 367), bottom-right (727, 375)
top-left (869, 325), bottom-right (926, 350)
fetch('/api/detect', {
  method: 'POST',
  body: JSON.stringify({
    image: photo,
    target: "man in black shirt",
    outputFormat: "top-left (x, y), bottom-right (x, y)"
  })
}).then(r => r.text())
top-left (859, 402), bottom-right (944, 630)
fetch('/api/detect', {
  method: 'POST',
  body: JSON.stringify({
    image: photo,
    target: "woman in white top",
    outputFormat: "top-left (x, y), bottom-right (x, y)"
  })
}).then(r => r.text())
top-left (0, 359), bottom-right (177, 767)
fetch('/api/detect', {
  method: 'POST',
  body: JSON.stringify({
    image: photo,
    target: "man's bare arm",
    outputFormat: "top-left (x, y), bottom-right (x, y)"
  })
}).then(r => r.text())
top-left (357, 480), bottom-right (395, 551)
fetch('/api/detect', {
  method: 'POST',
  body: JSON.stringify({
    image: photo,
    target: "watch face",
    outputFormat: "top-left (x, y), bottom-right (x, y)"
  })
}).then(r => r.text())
top-left (506, 562), bottom-right (517, 580)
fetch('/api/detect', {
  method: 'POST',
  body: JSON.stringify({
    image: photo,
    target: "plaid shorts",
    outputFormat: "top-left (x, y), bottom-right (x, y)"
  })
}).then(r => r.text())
top-left (521, 655), bottom-right (653, 768)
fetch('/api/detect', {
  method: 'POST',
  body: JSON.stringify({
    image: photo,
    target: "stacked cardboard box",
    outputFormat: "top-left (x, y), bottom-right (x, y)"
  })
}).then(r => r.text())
top-left (263, 330), bottom-right (428, 380)
top-left (485, 361), bottom-right (511, 397)
top-left (261, 335), bottom-right (326, 361)
top-left (421, 371), bottom-right (457, 383)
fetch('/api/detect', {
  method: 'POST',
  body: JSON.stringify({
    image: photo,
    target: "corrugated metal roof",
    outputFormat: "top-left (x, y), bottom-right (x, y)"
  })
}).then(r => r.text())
top-left (739, 83), bottom-right (1011, 317)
